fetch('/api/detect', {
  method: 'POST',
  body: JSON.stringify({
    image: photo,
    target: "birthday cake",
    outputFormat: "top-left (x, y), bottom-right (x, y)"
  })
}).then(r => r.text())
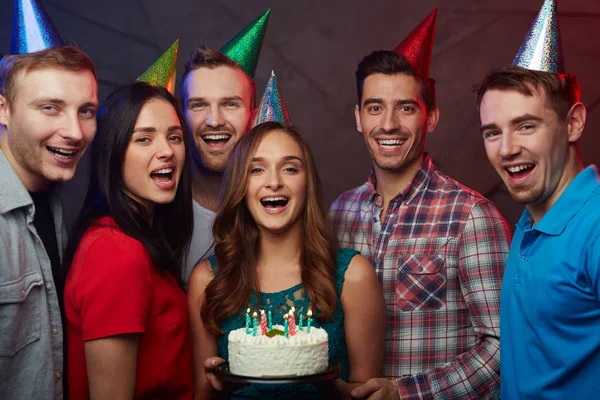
top-left (228, 309), bottom-right (329, 377)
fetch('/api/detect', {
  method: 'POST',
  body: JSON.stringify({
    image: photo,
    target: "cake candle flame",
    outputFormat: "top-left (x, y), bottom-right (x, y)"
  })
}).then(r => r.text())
top-left (252, 311), bottom-right (258, 337)
top-left (307, 309), bottom-right (313, 333)
top-left (283, 313), bottom-right (289, 337)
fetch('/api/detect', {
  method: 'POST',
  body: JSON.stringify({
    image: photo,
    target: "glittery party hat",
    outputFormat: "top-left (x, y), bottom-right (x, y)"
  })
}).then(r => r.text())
top-left (393, 8), bottom-right (438, 77)
top-left (11, 0), bottom-right (65, 54)
top-left (252, 71), bottom-right (291, 127)
top-left (512, 0), bottom-right (564, 73)
top-left (137, 39), bottom-right (179, 95)
top-left (220, 9), bottom-right (271, 77)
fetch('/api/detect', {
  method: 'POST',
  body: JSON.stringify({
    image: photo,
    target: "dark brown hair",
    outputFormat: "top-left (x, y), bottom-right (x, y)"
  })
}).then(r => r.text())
top-left (179, 46), bottom-right (255, 108)
top-left (0, 45), bottom-right (97, 105)
top-left (356, 50), bottom-right (437, 112)
top-left (475, 65), bottom-right (581, 120)
top-left (201, 121), bottom-right (337, 336)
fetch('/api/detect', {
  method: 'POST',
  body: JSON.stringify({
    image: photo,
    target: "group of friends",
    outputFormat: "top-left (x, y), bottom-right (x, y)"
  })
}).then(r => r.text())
top-left (0, 0), bottom-right (599, 399)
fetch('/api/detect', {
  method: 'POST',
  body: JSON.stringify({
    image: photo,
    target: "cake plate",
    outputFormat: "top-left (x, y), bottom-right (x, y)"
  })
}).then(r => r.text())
top-left (215, 360), bottom-right (341, 385)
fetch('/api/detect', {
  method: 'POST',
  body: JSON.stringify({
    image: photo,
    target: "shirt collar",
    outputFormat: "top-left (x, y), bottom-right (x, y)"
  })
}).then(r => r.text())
top-left (0, 149), bottom-right (33, 214)
top-left (526, 166), bottom-right (600, 236)
top-left (366, 154), bottom-right (434, 205)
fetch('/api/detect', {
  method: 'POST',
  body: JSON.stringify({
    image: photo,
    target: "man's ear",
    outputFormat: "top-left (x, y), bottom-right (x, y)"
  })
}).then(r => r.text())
top-left (565, 102), bottom-right (586, 144)
top-left (0, 95), bottom-right (10, 126)
top-left (426, 106), bottom-right (440, 134)
top-left (354, 104), bottom-right (362, 133)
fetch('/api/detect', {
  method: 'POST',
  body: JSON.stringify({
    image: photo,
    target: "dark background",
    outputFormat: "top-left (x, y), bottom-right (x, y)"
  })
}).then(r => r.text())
top-left (1, 0), bottom-right (599, 228)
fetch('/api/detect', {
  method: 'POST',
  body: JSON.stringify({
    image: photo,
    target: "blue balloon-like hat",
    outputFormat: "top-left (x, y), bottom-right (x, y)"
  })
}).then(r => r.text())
top-left (11, 0), bottom-right (64, 55)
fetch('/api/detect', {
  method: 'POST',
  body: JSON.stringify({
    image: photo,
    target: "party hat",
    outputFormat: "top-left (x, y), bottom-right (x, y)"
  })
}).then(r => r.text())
top-left (11, 0), bottom-right (65, 54)
top-left (393, 8), bottom-right (438, 77)
top-left (512, 0), bottom-right (564, 73)
top-left (137, 39), bottom-right (179, 95)
top-left (220, 9), bottom-right (270, 77)
top-left (252, 70), bottom-right (291, 127)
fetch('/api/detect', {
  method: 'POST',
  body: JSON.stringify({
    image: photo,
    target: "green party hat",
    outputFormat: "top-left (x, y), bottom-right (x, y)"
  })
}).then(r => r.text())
top-left (252, 70), bottom-right (291, 127)
top-left (137, 39), bottom-right (179, 94)
top-left (220, 9), bottom-right (270, 77)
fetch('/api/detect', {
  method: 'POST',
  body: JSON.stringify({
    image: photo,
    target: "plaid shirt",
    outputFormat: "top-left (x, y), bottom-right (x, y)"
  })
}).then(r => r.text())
top-left (329, 155), bottom-right (511, 399)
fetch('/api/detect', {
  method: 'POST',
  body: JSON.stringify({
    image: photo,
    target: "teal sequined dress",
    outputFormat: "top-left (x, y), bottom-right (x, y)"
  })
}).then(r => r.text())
top-left (209, 248), bottom-right (358, 400)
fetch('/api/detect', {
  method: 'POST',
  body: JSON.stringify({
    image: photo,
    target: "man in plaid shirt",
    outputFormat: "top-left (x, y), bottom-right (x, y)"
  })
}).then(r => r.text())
top-left (330, 48), bottom-right (511, 399)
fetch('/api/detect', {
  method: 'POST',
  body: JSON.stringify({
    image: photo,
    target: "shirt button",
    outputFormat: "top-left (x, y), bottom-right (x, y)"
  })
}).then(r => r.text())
top-left (55, 372), bottom-right (61, 380)
top-left (52, 328), bottom-right (58, 335)
top-left (46, 283), bottom-right (53, 291)
top-left (28, 206), bottom-right (33, 215)
top-left (522, 256), bottom-right (528, 262)
top-left (374, 258), bottom-right (381, 265)
top-left (36, 238), bottom-right (40, 245)
top-left (418, 266), bottom-right (424, 272)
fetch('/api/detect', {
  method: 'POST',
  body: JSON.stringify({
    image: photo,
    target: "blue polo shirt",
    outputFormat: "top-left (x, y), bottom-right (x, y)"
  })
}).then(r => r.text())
top-left (501, 166), bottom-right (600, 399)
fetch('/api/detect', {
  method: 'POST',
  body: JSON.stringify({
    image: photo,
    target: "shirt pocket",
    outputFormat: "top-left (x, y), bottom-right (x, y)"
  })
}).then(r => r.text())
top-left (0, 272), bottom-right (43, 356)
top-left (395, 254), bottom-right (447, 311)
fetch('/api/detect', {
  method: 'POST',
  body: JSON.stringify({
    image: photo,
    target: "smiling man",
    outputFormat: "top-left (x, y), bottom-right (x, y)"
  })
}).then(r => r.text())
top-left (475, 1), bottom-right (600, 397)
top-left (330, 10), bottom-right (511, 400)
top-left (179, 47), bottom-right (256, 282)
top-left (0, 44), bottom-right (98, 399)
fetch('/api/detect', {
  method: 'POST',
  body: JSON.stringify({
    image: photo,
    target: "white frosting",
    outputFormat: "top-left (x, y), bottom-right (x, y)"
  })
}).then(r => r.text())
top-left (228, 325), bottom-right (329, 377)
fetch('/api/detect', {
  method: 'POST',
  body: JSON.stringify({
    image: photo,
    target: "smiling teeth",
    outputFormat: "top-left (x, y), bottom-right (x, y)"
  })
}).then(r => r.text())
top-left (154, 168), bottom-right (172, 174)
top-left (48, 147), bottom-right (77, 156)
top-left (204, 134), bottom-right (230, 140)
top-left (262, 196), bottom-right (287, 202)
top-left (507, 164), bottom-right (534, 173)
top-left (378, 139), bottom-right (404, 146)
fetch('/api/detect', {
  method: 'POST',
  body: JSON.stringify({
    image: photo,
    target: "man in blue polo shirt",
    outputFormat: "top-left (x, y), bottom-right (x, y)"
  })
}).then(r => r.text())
top-left (474, 1), bottom-right (600, 397)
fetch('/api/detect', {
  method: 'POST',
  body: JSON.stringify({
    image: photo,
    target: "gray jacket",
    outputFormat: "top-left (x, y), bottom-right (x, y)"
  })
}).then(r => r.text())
top-left (0, 149), bottom-right (66, 400)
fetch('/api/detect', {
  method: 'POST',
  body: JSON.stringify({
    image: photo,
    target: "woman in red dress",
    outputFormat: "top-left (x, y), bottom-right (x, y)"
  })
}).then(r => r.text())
top-left (63, 82), bottom-right (194, 399)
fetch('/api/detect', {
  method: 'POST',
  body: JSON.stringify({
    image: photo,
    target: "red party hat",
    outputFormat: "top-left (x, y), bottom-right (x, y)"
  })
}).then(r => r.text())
top-left (393, 8), bottom-right (438, 77)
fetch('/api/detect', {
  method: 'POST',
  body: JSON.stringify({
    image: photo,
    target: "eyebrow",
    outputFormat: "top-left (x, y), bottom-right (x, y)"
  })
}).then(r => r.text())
top-left (30, 98), bottom-right (99, 108)
top-left (251, 155), bottom-right (304, 164)
top-left (132, 126), bottom-right (183, 133)
top-left (187, 95), bottom-right (243, 103)
top-left (480, 113), bottom-right (543, 133)
top-left (362, 98), bottom-right (420, 108)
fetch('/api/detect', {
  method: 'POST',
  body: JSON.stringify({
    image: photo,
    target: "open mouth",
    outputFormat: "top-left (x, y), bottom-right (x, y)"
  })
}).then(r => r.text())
top-left (47, 146), bottom-right (78, 159)
top-left (506, 163), bottom-right (535, 179)
top-left (260, 196), bottom-right (289, 209)
top-left (150, 167), bottom-right (174, 184)
top-left (376, 138), bottom-right (406, 149)
top-left (202, 134), bottom-right (231, 145)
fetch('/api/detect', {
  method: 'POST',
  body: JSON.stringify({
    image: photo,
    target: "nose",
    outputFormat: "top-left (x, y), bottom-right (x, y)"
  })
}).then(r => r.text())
top-left (61, 112), bottom-right (84, 142)
top-left (157, 137), bottom-right (175, 159)
top-left (265, 169), bottom-right (283, 190)
top-left (381, 108), bottom-right (400, 133)
top-left (205, 105), bottom-right (224, 128)
top-left (499, 132), bottom-right (521, 159)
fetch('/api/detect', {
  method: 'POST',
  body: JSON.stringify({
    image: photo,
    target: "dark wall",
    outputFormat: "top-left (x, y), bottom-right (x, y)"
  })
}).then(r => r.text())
top-left (1, 0), bottom-right (599, 229)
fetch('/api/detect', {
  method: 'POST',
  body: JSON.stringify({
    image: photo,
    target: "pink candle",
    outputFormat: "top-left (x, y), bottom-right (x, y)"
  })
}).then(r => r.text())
top-left (288, 307), bottom-right (297, 336)
top-left (260, 310), bottom-right (267, 335)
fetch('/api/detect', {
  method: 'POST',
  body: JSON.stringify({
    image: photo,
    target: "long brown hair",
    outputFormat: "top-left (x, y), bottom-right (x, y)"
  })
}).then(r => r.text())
top-left (201, 121), bottom-right (337, 336)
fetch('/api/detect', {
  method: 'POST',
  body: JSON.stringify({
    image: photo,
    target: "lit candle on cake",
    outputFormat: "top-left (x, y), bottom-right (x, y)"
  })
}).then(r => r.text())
top-left (307, 309), bottom-right (313, 333)
top-left (288, 307), bottom-right (297, 336)
top-left (283, 313), bottom-right (289, 337)
top-left (260, 310), bottom-right (267, 335)
top-left (252, 311), bottom-right (258, 336)
top-left (245, 308), bottom-right (251, 334)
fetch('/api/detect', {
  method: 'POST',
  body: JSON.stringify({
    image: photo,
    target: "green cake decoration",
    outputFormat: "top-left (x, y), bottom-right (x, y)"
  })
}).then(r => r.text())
top-left (265, 328), bottom-right (284, 338)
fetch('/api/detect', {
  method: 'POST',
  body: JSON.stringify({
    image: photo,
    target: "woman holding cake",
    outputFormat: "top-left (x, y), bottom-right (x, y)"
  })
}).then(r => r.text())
top-left (62, 82), bottom-right (194, 399)
top-left (188, 121), bottom-right (386, 399)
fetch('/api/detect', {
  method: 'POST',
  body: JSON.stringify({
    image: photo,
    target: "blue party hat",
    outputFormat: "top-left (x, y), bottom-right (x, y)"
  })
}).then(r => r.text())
top-left (11, 0), bottom-right (64, 55)
top-left (512, 0), bottom-right (564, 73)
top-left (252, 70), bottom-right (291, 127)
